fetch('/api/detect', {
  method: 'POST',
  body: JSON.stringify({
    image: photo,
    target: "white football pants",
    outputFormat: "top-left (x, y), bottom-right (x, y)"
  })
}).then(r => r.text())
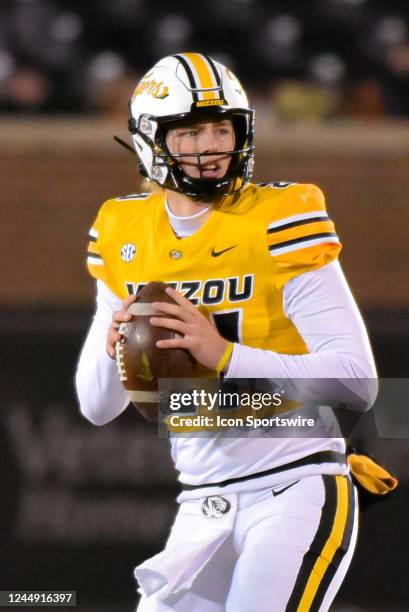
top-left (135, 474), bottom-right (358, 612)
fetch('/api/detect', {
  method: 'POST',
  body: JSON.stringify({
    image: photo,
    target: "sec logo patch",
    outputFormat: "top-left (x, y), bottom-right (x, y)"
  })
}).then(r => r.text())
top-left (121, 243), bottom-right (136, 262)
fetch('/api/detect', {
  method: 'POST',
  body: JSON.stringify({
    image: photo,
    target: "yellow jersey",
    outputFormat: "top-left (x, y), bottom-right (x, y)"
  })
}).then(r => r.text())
top-left (87, 182), bottom-right (340, 356)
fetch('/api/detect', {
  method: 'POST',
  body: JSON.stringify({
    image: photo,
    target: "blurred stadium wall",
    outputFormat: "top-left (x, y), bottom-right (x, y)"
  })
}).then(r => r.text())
top-left (0, 117), bottom-right (408, 611)
top-left (2, 117), bottom-right (409, 311)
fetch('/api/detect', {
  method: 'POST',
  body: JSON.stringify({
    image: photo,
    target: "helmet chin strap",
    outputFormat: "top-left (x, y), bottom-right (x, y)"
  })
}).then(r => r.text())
top-left (173, 149), bottom-right (233, 178)
top-left (176, 150), bottom-right (237, 201)
top-left (173, 151), bottom-right (228, 182)
top-left (113, 135), bottom-right (136, 156)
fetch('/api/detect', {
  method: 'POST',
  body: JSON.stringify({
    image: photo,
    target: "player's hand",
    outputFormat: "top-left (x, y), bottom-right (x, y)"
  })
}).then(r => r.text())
top-left (106, 294), bottom-right (137, 359)
top-left (150, 287), bottom-right (231, 371)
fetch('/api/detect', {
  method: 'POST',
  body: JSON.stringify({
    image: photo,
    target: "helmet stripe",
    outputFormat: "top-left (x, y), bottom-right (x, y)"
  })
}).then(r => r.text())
top-left (203, 54), bottom-right (221, 86)
top-left (204, 54), bottom-right (225, 102)
top-left (173, 54), bottom-right (199, 101)
top-left (181, 52), bottom-right (220, 100)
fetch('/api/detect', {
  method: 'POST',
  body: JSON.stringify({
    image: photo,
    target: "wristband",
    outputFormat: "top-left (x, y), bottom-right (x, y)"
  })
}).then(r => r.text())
top-left (215, 342), bottom-right (234, 374)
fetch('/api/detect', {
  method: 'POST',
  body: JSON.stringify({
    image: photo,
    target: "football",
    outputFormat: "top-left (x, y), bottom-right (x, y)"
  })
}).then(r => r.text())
top-left (115, 281), bottom-right (211, 422)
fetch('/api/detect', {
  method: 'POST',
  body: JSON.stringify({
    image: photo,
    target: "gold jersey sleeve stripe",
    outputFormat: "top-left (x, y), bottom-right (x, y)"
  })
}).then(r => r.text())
top-left (267, 209), bottom-right (327, 231)
top-left (87, 253), bottom-right (103, 266)
top-left (269, 233), bottom-right (339, 257)
top-left (87, 242), bottom-right (101, 255)
top-left (87, 256), bottom-right (108, 283)
top-left (267, 214), bottom-right (329, 234)
top-left (267, 220), bottom-right (337, 248)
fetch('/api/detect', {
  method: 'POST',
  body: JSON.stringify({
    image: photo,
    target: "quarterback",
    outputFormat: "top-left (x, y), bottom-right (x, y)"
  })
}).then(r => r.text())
top-left (76, 53), bottom-right (377, 611)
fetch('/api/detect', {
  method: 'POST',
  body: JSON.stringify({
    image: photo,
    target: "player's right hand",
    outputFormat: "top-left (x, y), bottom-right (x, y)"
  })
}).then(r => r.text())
top-left (106, 294), bottom-right (137, 359)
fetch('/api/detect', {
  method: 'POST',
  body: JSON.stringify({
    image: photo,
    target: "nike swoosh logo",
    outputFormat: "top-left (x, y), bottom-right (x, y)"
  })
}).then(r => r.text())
top-left (272, 480), bottom-right (299, 497)
top-left (211, 245), bottom-right (238, 257)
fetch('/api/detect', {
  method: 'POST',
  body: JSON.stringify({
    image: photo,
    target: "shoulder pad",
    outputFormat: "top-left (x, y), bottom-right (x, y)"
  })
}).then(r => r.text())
top-left (265, 183), bottom-right (341, 285)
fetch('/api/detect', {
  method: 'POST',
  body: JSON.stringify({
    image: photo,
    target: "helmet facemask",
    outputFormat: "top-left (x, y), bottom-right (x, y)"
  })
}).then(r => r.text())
top-left (130, 108), bottom-right (255, 202)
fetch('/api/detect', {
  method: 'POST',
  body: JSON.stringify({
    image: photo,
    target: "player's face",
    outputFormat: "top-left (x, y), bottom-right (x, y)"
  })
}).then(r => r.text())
top-left (165, 119), bottom-right (235, 180)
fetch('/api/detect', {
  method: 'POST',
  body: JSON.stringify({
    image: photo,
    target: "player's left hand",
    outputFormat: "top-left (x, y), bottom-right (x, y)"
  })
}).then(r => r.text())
top-left (150, 286), bottom-right (230, 371)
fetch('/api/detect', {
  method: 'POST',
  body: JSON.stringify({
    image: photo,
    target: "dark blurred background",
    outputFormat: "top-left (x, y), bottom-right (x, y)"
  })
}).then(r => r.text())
top-left (1, 0), bottom-right (409, 119)
top-left (1, 1), bottom-right (408, 611)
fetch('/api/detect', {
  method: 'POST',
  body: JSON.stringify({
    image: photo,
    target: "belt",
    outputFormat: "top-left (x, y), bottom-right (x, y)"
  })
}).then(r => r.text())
top-left (182, 450), bottom-right (346, 491)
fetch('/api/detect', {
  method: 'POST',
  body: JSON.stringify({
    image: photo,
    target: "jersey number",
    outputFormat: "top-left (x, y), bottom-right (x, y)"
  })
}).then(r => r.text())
top-left (212, 310), bottom-right (242, 343)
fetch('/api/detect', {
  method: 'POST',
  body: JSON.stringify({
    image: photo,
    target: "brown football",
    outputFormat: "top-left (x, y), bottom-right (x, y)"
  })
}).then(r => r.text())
top-left (115, 281), bottom-right (213, 422)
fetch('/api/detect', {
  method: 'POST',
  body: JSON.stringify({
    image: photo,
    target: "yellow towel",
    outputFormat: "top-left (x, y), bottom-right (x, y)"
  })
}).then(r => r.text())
top-left (347, 453), bottom-right (398, 496)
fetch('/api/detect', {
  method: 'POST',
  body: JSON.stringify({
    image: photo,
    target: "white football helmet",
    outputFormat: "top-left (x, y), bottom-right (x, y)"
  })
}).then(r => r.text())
top-left (128, 52), bottom-right (255, 201)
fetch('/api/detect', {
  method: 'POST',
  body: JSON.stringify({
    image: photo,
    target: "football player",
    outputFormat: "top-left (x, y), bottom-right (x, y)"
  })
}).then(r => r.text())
top-left (76, 53), bottom-right (378, 611)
